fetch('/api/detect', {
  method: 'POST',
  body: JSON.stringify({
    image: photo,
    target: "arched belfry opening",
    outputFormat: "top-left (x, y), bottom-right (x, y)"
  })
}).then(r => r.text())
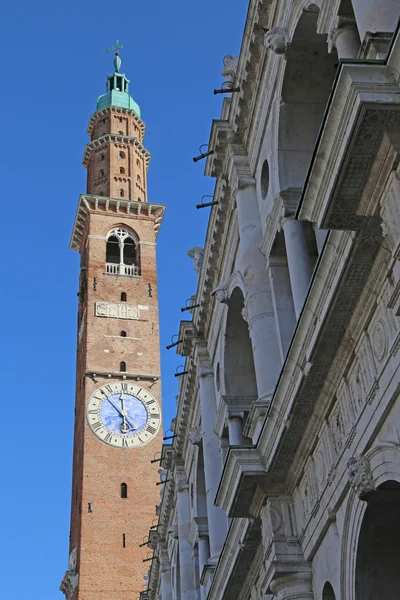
top-left (278, 5), bottom-right (338, 193)
top-left (224, 288), bottom-right (257, 399)
top-left (355, 481), bottom-right (400, 599)
top-left (105, 227), bottom-right (140, 276)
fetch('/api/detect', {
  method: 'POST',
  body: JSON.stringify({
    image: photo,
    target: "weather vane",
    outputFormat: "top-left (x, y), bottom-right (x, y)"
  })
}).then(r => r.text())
top-left (106, 40), bottom-right (123, 73)
top-left (105, 40), bottom-right (123, 54)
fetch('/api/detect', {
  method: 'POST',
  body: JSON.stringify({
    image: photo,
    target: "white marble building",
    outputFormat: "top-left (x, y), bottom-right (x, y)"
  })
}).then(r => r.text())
top-left (142, 2), bottom-right (400, 599)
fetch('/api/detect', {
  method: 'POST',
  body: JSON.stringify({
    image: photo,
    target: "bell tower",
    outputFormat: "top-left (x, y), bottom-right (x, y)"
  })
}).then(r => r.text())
top-left (61, 49), bottom-right (165, 600)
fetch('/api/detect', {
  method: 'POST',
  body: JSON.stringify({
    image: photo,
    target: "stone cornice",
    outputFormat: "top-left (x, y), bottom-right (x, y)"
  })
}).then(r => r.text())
top-left (204, 119), bottom-right (233, 178)
top-left (297, 61), bottom-right (400, 228)
top-left (82, 133), bottom-right (151, 167)
top-left (70, 194), bottom-right (166, 252)
top-left (87, 105), bottom-right (146, 138)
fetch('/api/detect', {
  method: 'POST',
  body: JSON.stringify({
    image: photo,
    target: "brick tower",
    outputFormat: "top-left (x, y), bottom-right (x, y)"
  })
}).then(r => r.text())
top-left (61, 49), bottom-right (165, 600)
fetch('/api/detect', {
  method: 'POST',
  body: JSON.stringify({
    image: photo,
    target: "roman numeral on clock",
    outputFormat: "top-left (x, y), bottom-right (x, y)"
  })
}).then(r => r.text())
top-left (92, 421), bottom-right (102, 432)
top-left (151, 413), bottom-right (160, 420)
top-left (121, 383), bottom-right (128, 392)
top-left (105, 385), bottom-right (114, 394)
top-left (146, 425), bottom-right (157, 435)
top-left (104, 432), bottom-right (113, 443)
top-left (146, 399), bottom-right (155, 406)
top-left (88, 409), bottom-right (98, 415)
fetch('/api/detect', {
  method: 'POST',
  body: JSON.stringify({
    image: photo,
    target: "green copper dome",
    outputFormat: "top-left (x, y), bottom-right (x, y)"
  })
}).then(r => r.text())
top-left (96, 53), bottom-right (141, 117)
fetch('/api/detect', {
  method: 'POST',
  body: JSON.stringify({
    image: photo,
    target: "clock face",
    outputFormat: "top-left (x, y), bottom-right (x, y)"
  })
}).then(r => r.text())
top-left (87, 382), bottom-right (161, 448)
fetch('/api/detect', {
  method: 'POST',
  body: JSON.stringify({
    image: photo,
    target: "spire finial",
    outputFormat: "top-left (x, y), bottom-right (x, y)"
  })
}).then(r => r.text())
top-left (105, 40), bottom-right (124, 72)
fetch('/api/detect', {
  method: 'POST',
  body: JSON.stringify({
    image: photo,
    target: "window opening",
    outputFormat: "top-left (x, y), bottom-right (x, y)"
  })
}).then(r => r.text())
top-left (100, 154), bottom-right (105, 161)
top-left (121, 292), bottom-right (127, 302)
top-left (120, 361), bottom-right (126, 372)
top-left (119, 151), bottom-right (125, 159)
top-left (137, 174), bottom-right (141, 184)
top-left (120, 331), bottom-right (127, 337)
top-left (121, 483), bottom-right (128, 498)
top-left (120, 167), bottom-right (125, 174)
top-left (122, 533), bottom-right (126, 548)
top-left (105, 235), bottom-right (119, 264)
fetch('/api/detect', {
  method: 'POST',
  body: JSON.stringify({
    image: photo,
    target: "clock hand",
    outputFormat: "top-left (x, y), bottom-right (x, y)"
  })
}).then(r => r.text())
top-left (107, 397), bottom-right (137, 431)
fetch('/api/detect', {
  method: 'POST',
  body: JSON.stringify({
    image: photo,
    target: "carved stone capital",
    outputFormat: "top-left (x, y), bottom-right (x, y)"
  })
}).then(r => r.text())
top-left (264, 27), bottom-right (290, 56)
top-left (327, 16), bottom-right (358, 53)
top-left (193, 340), bottom-right (214, 379)
top-left (270, 572), bottom-right (313, 599)
top-left (188, 426), bottom-right (202, 446)
top-left (175, 469), bottom-right (189, 493)
top-left (211, 284), bottom-right (229, 304)
top-left (347, 455), bottom-right (376, 500)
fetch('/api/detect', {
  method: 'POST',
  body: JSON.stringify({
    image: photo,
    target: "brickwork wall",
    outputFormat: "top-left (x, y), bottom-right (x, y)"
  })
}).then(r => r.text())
top-left (69, 110), bottom-right (162, 599)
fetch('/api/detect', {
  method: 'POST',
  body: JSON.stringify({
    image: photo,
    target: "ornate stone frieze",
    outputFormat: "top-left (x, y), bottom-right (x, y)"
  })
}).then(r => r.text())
top-left (95, 301), bottom-right (148, 320)
top-left (347, 455), bottom-right (376, 499)
top-left (263, 27), bottom-right (290, 56)
top-left (188, 426), bottom-right (202, 446)
top-left (60, 547), bottom-right (78, 600)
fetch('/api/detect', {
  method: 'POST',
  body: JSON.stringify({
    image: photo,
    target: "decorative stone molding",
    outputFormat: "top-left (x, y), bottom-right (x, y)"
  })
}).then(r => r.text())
top-left (211, 284), bottom-right (229, 304)
top-left (188, 426), bottom-right (202, 446)
top-left (60, 547), bottom-right (78, 600)
top-left (347, 455), bottom-right (376, 499)
top-left (187, 246), bottom-right (204, 276)
top-left (264, 27), bottom-right (290, 56)
top-left (167, 523), bottom-right (179, 540)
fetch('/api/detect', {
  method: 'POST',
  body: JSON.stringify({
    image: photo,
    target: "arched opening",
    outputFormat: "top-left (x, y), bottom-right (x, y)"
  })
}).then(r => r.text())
top-left (137, 174), bottom-right (141, 184)
top-left (355, 480), bottom-right (400, 599)
top-left (119, 167), bottom-right (125, 174)
top-left (121, 292), bottom-right (127, 302)
top-left (118, 130), bottom-right (124, 135)
top-left (100, 154), bottom-right (105, 161)
top-left (106, 235), bottom-right (120, 264)
top-left (120, 361), bottom-right (126, 372)
top-left (322, 582), bottom-right (336, 599)
top-left (105, 227), bottom-right (140, 275)
top-left (99, 169), bottom-right (104, 177)
top-left (278, 5), bottom-right (337, 193)
top-left (124, 238), bottom-right (137, 266)
top-left (120, 188), bottom-right (124, 197)
top-left (224, 287), bottom-right (257, 398)
top-left (120, 483), bottom-right (128, 498)
top-left (120, 330), bottom-right (127, 337)
top-left (119, 151), bottom-right (125, 159)
top-left (136, 158), bottom-right (140, 167)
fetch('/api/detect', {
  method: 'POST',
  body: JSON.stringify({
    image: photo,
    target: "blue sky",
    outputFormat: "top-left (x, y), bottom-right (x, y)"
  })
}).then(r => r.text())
top-left (0, 1), bottom-right (247, 598)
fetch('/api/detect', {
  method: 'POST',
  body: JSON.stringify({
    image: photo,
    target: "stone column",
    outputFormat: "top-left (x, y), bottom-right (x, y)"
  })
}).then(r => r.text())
top-left (175, 470), bottom-right (197, 600)
top-left (234, 181), bottom-right (282, 402)
top-left (268, 256), bottom-right (296, 360)
top-left (198, 536), bottom-right (210, 600)
top-left (194, 343), bottom-right (228, 561)
top-left (281, 217), bottom-right (314, 319)
top-left (270, 573), bottom-right (314, 599)
top-left (227, 415), bottom-right (245, 445)
top-left (160, 562), bottom-right (172, 600)
top-left (351, 0), bottom-right (399, 43)
top-left (329, 18), bottom-right (360, 58)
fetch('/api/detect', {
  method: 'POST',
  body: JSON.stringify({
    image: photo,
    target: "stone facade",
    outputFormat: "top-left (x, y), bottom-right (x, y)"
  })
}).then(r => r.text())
top-left (143, 2), bottom-right (400, 600)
